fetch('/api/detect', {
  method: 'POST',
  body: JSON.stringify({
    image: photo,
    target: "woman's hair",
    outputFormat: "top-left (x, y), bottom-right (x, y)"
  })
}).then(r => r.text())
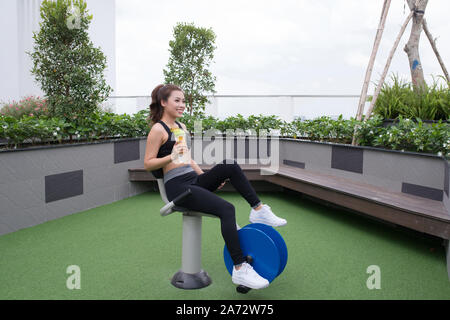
top-left (148, 84), bottom-right (183, 126)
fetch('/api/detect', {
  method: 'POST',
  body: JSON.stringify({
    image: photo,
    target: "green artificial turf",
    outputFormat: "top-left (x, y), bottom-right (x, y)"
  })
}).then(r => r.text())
top-left (0, 191), bottom-right (449, 300)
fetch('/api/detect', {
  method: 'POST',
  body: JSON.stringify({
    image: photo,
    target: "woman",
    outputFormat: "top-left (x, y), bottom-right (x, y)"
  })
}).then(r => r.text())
top-left (144, 84), bottom-right (287, 289)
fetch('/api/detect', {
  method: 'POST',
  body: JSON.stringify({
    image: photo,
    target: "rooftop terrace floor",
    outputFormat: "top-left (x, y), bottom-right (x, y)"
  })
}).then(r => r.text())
top-left (0, 191), bottom-right (449, 300)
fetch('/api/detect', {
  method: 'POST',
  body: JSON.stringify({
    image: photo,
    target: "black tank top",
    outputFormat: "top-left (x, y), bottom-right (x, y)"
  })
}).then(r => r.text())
top-left (157, 120), bottom-right (182, 158)
top-left (151, 120), bottom-right (182, 179)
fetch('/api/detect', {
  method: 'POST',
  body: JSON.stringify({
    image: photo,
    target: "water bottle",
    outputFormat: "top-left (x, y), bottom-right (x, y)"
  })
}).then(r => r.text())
top-left (171, 128), bottom-right (190, 164)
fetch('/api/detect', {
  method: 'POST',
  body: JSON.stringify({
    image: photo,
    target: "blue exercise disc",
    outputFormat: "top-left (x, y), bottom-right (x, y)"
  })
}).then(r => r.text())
top-left (242, 223), bottom-right (288, 277)
top-left (223, 227), bottom-right (280, 283)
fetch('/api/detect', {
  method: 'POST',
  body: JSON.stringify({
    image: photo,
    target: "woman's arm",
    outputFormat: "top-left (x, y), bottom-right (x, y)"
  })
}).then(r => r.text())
top-left (145, 154), bottom-right (172, 172)
top-left (144, 125), bottom-right (172, 171)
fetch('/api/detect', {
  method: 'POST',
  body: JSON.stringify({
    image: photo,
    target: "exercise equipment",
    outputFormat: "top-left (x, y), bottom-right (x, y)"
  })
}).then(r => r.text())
top-left (155, 174), bottom-right (288, 292)
top-left (157, 176), bottom-right (218, 289)
top-left (223, 223), bottom-right (288, 294)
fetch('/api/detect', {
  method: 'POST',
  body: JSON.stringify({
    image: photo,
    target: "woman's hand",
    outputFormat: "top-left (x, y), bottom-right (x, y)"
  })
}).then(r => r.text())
top-left (171, 140), bottom-right (191, 163)
top-left (217, 179), bottom-right (229, 190)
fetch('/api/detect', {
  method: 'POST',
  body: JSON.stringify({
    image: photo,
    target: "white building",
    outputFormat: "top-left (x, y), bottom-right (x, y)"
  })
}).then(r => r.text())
top-left (0, 0), bottom-right (116, 104)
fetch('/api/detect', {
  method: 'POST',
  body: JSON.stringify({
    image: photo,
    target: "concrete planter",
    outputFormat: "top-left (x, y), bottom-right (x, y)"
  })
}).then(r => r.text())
top-left (0, 135), bottom-right (448, 236)
top-left (0, 137), bottom-right (153, 236)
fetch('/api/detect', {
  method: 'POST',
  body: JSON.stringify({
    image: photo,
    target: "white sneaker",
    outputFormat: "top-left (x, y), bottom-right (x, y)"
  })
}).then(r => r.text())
top-left (232, 262), bottom-right (270, 289)
top-left (250, 204), bottom-right (287, 227)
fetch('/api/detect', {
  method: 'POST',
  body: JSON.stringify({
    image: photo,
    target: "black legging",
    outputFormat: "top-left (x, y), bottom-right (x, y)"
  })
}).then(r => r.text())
top-left (164, 159), bottom-right (262, 265)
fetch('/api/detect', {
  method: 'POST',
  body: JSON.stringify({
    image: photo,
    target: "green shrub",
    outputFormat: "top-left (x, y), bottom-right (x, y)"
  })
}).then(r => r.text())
top-left (177, 111), bottom-right (213, 133)
top-left (28, 0), bottom-right (112, 123)
top-left (1, 109), bottom-right (448, 159)
top-left (246, 114), bottom-right (285, 135)
top-left (373, 73), bottom-right (449, 121)
top-left (300, 115), bottom-right (358, 143)
top-left (356, 115), bottom-right (449, 158)
top-left (0, 115), bottom-right (67, 147)
top-left (353, 114), bottom-right (386, 146)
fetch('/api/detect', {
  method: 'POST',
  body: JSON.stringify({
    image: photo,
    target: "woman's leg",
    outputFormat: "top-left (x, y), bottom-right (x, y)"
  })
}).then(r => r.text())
top-left (194, 159), bottom-right (262, 209)
top-left (194, 159), bottom-right (287, 227)
top-left (166, 181), bottom-right (246, 266)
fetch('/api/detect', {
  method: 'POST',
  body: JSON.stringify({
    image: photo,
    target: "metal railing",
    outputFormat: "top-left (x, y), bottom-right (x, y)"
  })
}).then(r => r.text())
top-left (102, 94), bottom-right (364, 121)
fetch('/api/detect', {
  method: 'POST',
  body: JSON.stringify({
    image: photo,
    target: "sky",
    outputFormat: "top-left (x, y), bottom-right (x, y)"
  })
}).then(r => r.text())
top-left (115, 0), bottom-right (450, 97)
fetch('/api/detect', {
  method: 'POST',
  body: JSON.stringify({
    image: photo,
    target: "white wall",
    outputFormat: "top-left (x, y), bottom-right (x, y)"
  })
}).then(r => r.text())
top-left (86, 0), bottom-right (116, 97)
top-left (0, 0), bottom-right (116, 105)
top-left (0, 0), bottom-right (21, 103)
top-left (17, 0), bottom-right (45, 100)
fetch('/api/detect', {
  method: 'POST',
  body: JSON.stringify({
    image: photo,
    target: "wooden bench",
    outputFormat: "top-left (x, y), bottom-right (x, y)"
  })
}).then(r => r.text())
top-left (260, 165), bottom-right (450, 239)
top-left (128, 164), bottom-right (283, 192)
top-left (128, 164), bottom-right (265, 182)
top-left (129, 163), bottom-right (450, 279)
top-left (129, 164), bottom-right (450, 238)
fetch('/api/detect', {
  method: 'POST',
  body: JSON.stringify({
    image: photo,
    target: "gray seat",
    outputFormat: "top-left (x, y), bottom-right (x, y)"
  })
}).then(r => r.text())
top-left (158, 178), bottom-right (219, 219)
top-left (156, 177), bottom-right (218, 289)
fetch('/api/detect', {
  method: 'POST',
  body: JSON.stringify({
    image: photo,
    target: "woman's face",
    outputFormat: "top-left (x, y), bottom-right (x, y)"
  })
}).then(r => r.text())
top-left (161, 90), bottom-right (185, 118)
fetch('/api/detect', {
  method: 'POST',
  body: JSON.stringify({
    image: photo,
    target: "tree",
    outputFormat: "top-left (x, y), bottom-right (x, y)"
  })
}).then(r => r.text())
top-left (363, 0), bottom-right (448, 121)
top-left (404, 0), bottom-right (429, 92)
top-left (163, 22), bottom-right (217, 117)
top-left (352, 0), bottom-right (391, 145)
top-left (28, 0), bottom-right (112, 124)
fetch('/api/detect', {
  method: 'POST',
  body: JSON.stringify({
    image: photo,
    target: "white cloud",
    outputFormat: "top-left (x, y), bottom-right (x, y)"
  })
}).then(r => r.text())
top-left (345, 51), bottom-right (382, 70)
top-left (116, 0), bottom-right (450, 96)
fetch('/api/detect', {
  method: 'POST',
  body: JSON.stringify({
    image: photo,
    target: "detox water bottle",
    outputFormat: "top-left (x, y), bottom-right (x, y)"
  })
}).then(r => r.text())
top-left (171, 128), bottom-right (190, 164)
